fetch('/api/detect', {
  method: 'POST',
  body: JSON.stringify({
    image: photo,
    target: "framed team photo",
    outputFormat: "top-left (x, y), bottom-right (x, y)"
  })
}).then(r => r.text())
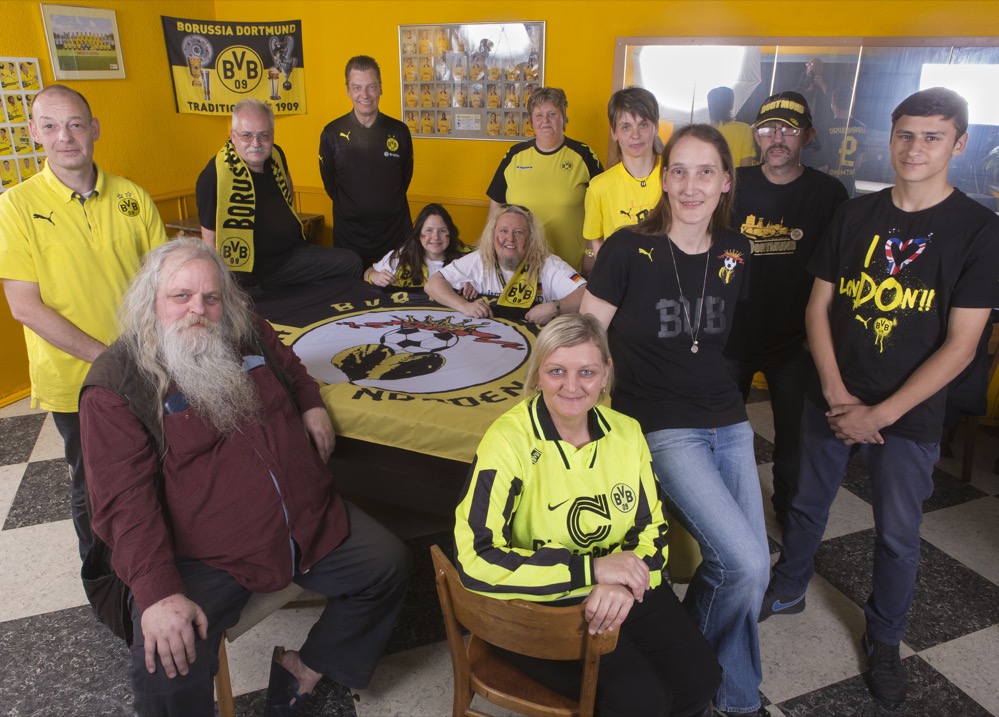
top-left (41, 4), bottom-right (125, 80)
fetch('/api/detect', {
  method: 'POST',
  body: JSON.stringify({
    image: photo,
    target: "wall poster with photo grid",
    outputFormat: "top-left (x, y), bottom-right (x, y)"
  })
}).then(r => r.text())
top-left (0, 57), bottom-right (45, 194)
top-left (399, 22), bottom-right (544, 141)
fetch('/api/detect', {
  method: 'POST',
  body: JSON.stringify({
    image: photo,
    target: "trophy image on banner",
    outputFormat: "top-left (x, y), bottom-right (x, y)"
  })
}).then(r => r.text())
top-left (182, 34), bottom-right (214, 101)
top-left (269, 35), bottom-right (297, 98)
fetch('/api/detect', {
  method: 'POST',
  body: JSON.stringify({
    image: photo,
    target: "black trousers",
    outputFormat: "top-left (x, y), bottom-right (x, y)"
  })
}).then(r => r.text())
top-left (497, 584), bottom-right (721, 717)
top-left (52, 411), bottom-right (92, 561)
top-left (129, 502), bottom-right (411, 717)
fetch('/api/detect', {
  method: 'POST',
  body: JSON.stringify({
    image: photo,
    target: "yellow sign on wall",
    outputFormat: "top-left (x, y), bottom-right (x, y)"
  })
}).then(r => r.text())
top-left (161, 17), bottom-right (306, 116)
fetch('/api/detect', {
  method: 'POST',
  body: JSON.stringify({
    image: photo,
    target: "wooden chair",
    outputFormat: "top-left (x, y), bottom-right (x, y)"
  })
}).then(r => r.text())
top-left (431, 545), bottom-right (619, 717)
top-left (214, 585), bottom-right (325, 717)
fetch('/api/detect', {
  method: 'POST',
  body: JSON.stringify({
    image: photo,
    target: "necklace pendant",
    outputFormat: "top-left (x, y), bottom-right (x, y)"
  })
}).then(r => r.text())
top-left (690, 342), bottom-right (699, 354)
top-left (640, 179), bottom-right (647, 187)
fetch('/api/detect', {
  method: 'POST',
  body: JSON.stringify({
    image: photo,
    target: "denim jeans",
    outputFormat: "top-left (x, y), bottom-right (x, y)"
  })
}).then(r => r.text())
top-left (726, 346), bottom-right (814, 517)
top-left (646, 421), bottom-right (770, 714)
top-left (770, 400), bottom-right (937, 644)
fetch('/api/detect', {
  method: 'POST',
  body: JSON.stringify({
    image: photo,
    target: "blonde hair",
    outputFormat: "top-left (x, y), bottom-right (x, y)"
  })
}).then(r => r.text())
top-left (523, 314), bottom-right (614, 396)
top-left (476, 205), bottom-right (550, 285)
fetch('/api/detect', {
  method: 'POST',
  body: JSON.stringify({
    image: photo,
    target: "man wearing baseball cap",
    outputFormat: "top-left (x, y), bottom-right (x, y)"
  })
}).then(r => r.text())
top-left (726, 91), bottom-right (848, 528)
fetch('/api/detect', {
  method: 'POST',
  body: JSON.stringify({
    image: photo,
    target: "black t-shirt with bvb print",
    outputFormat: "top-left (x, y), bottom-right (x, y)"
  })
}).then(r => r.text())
top-left (807, 188), bottom-right (999, 441)
top-left (587, 227), bottom-right (752, 433)
top-left (726, 165), bottom-right (847, 363)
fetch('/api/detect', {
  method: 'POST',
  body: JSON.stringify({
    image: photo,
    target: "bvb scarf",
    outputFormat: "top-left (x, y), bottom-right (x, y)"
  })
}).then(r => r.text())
top-left (214, 139), bottom-right (300, 273)
top-left (495, 259), bottom-right (541, 308)
top-left (394, 262), bottom-right (429, 288)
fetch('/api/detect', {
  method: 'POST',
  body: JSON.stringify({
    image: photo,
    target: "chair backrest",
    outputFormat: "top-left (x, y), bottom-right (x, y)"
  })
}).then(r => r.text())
top-left (431, 545), bottom-right (618, 716)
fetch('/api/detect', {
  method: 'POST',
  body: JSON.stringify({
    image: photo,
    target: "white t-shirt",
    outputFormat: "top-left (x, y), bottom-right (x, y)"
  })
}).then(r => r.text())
top-left (372, 250), bottom-right (445, 280)
top-left (438, 250), bottom-right (585, 303)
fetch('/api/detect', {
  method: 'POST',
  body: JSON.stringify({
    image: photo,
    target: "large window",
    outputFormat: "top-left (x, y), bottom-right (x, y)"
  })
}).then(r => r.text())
top-left (615, 38), bottom-right (999, 207)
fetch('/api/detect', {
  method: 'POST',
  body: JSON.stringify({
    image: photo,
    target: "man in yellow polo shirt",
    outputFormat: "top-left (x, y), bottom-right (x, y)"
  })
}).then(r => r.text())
top-left (0, 85), bottom-right (167, 561)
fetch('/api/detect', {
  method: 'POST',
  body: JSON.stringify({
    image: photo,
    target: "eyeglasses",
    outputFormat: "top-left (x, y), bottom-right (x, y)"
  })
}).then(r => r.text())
top-left (233, 131), bottom-right (273, 143)
top-left (755, 125), bottom-right (802, 137)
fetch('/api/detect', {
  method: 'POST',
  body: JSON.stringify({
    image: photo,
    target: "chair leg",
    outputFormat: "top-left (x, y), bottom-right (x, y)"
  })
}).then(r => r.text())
top-left (215, 635), bottom-right (235, 717)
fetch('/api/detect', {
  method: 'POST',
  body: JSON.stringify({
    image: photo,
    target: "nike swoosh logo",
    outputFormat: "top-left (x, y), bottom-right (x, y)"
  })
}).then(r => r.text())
top-left (772, 595), bottom-right (805, 611)
top-left (547, 499), bottom-right (570, 511)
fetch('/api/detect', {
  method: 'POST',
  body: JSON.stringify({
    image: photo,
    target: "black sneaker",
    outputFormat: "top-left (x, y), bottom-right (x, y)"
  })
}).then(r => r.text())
top-left (758, 588), bottom-right (806, 622)
top-left (861, 633), bottom-right (907, 707)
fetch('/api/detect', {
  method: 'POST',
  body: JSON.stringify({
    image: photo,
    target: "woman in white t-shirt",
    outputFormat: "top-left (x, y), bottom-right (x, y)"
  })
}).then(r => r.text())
top-left (363, 203), bottom-right (468, 288)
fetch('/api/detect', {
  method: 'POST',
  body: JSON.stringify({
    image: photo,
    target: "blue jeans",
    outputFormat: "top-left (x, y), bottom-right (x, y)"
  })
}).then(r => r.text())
top-left (727, 346), bottom-right (814, 516)
top-left (646, 422), bottom-right (770, 714)
top-left (769, 400), bottom-right (937, 644)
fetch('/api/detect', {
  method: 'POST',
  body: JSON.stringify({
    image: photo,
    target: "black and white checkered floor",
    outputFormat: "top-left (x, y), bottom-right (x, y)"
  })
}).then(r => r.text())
top-left (1, 390), bottom-right (997, 717)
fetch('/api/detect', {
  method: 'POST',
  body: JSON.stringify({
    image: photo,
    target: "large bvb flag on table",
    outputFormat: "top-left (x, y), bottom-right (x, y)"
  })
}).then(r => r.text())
top-left (161, 17), bottom-right (306, 116)
top-left (254, 280), bottom-right (538, 464)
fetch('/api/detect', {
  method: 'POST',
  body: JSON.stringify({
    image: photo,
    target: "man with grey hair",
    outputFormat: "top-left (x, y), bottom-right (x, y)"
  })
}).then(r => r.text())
top-left (197, 99), bottom-right (361, 288)
top-left (79, 239), bottom-right (410, 716)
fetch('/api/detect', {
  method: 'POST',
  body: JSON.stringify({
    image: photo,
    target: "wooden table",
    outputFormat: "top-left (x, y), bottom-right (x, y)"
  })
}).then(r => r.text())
top-left (165, 213), bottom-right (324, 245)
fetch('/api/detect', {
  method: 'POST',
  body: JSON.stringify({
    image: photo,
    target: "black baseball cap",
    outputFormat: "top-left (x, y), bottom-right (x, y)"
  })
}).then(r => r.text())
top-left (754, 91), bottom-right (813, 129)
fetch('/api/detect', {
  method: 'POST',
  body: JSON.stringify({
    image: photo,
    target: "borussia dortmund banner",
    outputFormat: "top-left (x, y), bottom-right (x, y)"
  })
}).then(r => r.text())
top-left (161, 17), bottom-right (306, 116)
top-left (255, 280), bottom-right (539, 464)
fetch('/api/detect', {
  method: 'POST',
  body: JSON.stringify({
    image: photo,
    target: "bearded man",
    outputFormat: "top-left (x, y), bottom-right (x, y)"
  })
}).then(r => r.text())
top-left (79, 238), bottom-right (410, 717)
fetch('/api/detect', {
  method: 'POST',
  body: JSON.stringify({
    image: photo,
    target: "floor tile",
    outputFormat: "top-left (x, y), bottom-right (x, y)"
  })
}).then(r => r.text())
top-left (759, 573), bottom-right (870, 703)
top-left (920, 496), bottom-right (999, 586)
top-left (921, 625), bottom-right (999, 716)
top-left (0, 605), bottom-right (133, 717)
top-left (747, 400), bottom-right (776, 444)
top-left (0, 518), bottom-right (86, 621)
top-left (755, 433), bottom-right (775, 465)
top-left (775, 654), bottom-right (993, 716)
top-left (30, 411), bottom-right (69, 463)
top-left (0, 397), bottom-right (41, 419)
top-left (815, 531), bottom-right (999, 651)
top-left (0, 460), bottom-right (26, 527)
top-left (3, 457), bottom-right (71, 530)
top-left (0, 412), bottom-right (46, 466)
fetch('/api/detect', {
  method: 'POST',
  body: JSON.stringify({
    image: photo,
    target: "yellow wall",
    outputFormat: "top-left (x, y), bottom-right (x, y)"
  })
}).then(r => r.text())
top-left (2, 0), bottom-right (997, 405)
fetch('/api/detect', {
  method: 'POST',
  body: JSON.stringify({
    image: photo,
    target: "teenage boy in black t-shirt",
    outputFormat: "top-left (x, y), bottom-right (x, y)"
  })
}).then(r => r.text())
top-left (726, 91), bottom-right (848, 525)
top-left (760, 88), bottom-right (999, 709)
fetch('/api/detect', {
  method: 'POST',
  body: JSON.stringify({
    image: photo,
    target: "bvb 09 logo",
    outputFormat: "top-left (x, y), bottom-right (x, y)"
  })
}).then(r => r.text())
top-left (220, 237), bottom-right (251, 267)
top-left (117, 196), bottom-right (139, 217)
top-left (386, 137), bottom-right (399, 152)
top-left (217, 46), bottom-right (262, 93)
top-left (610, 483), bottom-right (636, 513)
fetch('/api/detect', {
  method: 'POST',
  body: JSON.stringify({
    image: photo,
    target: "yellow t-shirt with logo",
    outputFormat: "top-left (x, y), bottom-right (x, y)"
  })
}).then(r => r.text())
top-left (0, 163), bottom-right (168, 411)
top-left (583, 158), bottom-right (662, 242)
top-left (486, 138), bottom-right (604, 271)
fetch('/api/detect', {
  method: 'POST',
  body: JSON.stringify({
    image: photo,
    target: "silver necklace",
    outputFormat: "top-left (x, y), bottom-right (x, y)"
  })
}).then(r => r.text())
top-left (666, 236), bottom-right (710, 353)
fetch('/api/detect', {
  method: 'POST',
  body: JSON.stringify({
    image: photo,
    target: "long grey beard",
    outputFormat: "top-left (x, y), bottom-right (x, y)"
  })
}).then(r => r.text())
top-left (159, 316), bottom-right (262, 434)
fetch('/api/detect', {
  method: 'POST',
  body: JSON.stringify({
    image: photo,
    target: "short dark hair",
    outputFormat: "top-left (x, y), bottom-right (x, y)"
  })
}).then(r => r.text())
top-left (607, 86), bottom-right (659, 128)
top-left (345, 55), bottom-right (381, 84)
top-left (891, 87), bottom-right (968, 138)
top-left (706, 86), bottom-right (735, 125)
top-left (527, 87), bottom-right (569, 126)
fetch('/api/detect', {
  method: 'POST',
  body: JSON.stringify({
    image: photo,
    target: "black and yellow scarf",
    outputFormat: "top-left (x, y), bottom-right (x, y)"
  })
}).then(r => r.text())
top-left (495, 259), bottom-right (540, 307)
top-left (213, 138), bottom-right (299, 272)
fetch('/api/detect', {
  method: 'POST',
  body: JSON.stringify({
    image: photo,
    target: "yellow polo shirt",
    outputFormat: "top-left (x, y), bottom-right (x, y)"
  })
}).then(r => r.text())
top-left (0, 163), bottom-right (168, 411)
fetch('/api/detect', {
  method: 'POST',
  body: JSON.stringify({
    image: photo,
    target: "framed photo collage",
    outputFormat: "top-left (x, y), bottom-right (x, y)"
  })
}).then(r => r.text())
top-left (399, 22), bottom-right (544, 141)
